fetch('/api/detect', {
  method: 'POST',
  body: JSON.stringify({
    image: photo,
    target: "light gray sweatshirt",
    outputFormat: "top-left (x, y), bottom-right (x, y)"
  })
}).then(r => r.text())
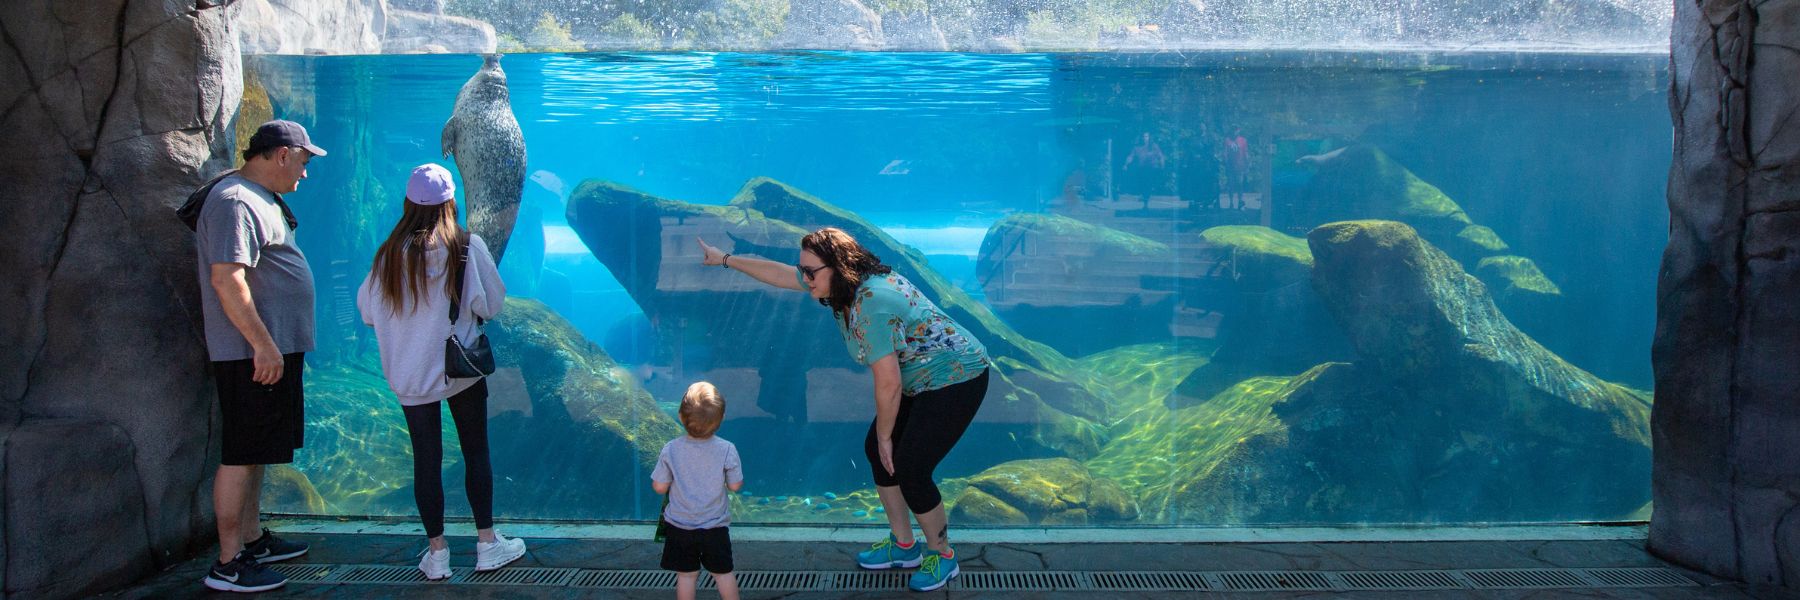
top-left (357, 233), bottom-right (506, 406)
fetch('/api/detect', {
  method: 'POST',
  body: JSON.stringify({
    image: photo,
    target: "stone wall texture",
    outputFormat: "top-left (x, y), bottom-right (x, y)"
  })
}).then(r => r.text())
top-left (1651, 0), bottom-right (1800, 590)
top-left (0, 1), bottom-right (239, 597)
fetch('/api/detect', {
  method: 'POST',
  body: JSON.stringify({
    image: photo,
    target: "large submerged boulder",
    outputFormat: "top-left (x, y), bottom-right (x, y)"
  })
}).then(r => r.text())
top-left (976, 213), bottom-right (1176, 357)
top-left (565, 178), bottom-right (1108, 465)
top-left (1170, 226), bottom-right (1351, 403)
top-left (1089, 221), bottom-right (1649, 523)
top-left (485, 298), bottom-right (683, 518)
top-left (949, 458), bottom-right (1138, 525)
top-left (279, 298), bottom-right (680, 520)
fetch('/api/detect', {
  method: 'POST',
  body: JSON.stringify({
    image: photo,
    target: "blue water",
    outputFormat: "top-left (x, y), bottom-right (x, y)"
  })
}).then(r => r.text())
top-left (257, 50), bottom-right (1671, 525)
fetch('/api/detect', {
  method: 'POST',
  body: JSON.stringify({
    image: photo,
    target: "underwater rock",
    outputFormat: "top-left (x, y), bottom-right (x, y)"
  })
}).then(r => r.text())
top-left (1089, 222), bottom-right (1651, 523)
top-left (1171, 226), bottom-right (1351, 404)
top-left (486, 297), bottom-right (685, 518)
top-left (265, 465), bottom-right (331, 515)
top-left (976, 213), bottom-right (1177, 357)
top-left (1284, 221), bottom-right (1647, 520)
top-left (565, 177), bottom-right (1111, 462)
top-left (1297, 145), bottom-right (1511, 266)
top-left (948, 458), bottom-right (1138, 525)
top-left (286, 298), bottom-right (680, 519)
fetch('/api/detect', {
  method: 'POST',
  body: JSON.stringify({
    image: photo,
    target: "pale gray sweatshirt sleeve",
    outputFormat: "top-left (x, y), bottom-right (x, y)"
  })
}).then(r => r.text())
top-left (465, 234), bottom-right (507, 319)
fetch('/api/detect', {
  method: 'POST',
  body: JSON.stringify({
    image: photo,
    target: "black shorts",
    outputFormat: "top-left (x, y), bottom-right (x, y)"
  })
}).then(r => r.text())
top-left (660, 522), bottom-right (732, 574)
top-left (213, 352), bottom-right (306, 466)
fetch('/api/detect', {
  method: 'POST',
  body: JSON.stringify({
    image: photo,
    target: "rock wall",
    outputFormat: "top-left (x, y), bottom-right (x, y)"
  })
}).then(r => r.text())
top-left (0, 1), bottom-right (240, 598)
top-left (1650, 0), bottom-right (1800, 589)
top-left (233, 0), bottom-right (496, 55)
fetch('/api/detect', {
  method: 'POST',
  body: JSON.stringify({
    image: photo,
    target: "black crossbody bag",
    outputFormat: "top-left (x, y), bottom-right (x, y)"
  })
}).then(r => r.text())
top-left (444, 232), bottom-right (495, 379)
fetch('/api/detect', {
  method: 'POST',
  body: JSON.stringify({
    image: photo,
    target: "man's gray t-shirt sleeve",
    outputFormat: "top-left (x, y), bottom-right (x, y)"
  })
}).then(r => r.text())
top-left (200, 191), bottom-right (264, 267)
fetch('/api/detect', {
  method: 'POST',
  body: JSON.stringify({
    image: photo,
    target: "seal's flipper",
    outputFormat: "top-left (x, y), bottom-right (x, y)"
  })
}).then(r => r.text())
top-left (441, 116), bottom-right (459, 158)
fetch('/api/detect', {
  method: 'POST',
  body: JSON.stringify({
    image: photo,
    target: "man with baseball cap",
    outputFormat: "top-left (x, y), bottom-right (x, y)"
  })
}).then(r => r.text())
top-left (195, 119), bottom-right (325, 592)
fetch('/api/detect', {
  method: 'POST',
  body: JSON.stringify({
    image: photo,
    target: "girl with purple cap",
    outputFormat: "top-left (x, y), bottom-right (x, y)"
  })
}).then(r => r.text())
top-left (356, 163), bottom-right (527, 580)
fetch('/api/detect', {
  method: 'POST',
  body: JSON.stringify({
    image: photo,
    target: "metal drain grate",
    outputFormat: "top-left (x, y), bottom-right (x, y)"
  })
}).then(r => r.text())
top-left (829, 570), bottom-right (911, 591)
top-left (1217, 570), bottom-right (1335, 591)
top-left (956, 571), bottom-right (1087, 591)
top-left (1585, 568), bottom-right (1698, 587)
top-left (461, 567), bottom-right (576, 586)
top-left (267, 564), bottom-right (1701, 592)
top-left (334, 565), bottom-right (441, 585)
top-left (266, 563), bottom-right (344, 583)
top-left (733, 571), bottom-right (823, 590)
top-left (1339, 570), bottom-right (1462, 590)
top-left (1465, 568), bottom-right (1590, 589)
top-left (569, 569), bottom-right (676, 589)
top-left (1091, 571), bottom-right (1213, 591)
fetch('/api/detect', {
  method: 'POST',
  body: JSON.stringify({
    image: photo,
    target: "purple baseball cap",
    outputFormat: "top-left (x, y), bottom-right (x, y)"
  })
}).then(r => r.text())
top-left (407, 163), bottom-right (455, 206)
top-left (246, 119), bottom-right (327, 157)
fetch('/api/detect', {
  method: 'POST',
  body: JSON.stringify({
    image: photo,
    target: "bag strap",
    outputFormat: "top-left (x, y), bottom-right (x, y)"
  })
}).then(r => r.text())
top-left (447, 230), bottom-right (481, 326)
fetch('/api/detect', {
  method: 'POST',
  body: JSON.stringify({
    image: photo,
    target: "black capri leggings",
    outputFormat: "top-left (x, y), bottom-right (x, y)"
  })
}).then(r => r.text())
top-left (402, 378), bottom-right (493, 539)
top-left (864, 369), bottom-right (989, 514)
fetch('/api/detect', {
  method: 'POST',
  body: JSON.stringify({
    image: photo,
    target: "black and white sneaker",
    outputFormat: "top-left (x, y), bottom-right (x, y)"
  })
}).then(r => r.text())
top-left (202, 550), bottom-right (288, 593)
top-left (245, 528), bottom-right (308, 564)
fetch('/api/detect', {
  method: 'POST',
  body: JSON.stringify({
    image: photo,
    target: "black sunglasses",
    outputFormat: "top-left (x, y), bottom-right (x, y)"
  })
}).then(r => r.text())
top-left (799, 264), bottom-right (830, 281)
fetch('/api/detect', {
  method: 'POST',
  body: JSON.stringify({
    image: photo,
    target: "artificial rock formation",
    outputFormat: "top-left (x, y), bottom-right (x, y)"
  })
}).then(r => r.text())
top-left (565, 178), bottom-right (1110, 461)
top-left (1090, 221), bottom-right (1651, 524)
top-left (0, 1), bottom-right (241, 597)
top-left (1651, 0), bottom-right (1800, 589)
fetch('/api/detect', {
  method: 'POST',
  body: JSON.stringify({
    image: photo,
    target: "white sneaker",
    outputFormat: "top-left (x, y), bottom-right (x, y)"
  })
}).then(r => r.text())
top-left (418, 546), bottom-right (451, 581)
top-left (475, 533), bottom-right (526, 572)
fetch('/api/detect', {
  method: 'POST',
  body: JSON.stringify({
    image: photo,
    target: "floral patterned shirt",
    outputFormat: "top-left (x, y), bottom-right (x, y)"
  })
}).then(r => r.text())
top-left (805, 270), bottom-right (990, 395)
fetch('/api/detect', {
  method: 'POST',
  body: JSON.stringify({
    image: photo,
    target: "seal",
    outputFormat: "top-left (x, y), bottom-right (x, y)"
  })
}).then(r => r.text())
top-left (442, 53), bottom-right (526, 262)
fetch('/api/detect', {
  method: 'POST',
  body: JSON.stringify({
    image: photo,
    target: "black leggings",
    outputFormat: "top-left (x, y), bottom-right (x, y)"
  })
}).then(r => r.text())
top-left (402, 379), bottom-right (493, 539)
top-left (864, 369), bottom-right (989, 514)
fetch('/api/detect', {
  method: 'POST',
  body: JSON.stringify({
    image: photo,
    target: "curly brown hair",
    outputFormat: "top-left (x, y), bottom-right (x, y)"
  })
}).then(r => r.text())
top-left (800, 227), bottom-right (892, 325)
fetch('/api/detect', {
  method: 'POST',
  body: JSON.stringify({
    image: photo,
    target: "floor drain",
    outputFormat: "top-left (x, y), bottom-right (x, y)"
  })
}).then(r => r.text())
top-left (1339, 570), bottom-right (1462, 590)
top-left (462, 567), bottom-right (576, 586)
top-left (1091, 571), bottom-right (1212, 591)
top-left (266, 563), bottom-right (343, 583)
top-left (333, 565), bottom-right (438, 585)
top-left (568, 569), bottom-right (675, 589)
top-left (734, 570), bottom-right (823, 590)
top-left (269, 564), bottom-right (1700, 592)
top-left (1217, 571), bottom-right (1335, 591)
top-left (1585, 567), bottom-right (1699, 587)
top-left (1465, 568), bottom-right (1591, 589)
top-left (829, 570), bottom-right (910, 591)
top-left (956, 571), bottom-right (1086, 591)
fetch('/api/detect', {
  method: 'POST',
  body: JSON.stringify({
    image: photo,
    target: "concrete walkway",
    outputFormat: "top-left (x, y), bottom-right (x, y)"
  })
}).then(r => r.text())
top-left (99, 521), bottom-right (1783, 599)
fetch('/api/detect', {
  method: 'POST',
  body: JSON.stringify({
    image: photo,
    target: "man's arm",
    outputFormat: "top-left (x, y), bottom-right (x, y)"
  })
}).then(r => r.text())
top-left (210, 263), bottom-right (283, 385)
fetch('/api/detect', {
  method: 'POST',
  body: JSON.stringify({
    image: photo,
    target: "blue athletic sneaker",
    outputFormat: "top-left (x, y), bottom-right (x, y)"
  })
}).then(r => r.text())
top-left (856, 533), bottom-right (924, 569)
top-left (908, 547), bottom-right (959, 592)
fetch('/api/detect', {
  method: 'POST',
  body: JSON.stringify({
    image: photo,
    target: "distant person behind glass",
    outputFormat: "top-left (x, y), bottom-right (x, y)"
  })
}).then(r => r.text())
top-left (1124, 131), bottom-right (1166, 208)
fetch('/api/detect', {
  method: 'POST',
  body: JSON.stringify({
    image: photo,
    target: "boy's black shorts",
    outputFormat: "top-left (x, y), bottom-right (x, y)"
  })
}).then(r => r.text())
top-left (213, 352), bottom-right (306, 466)
top-left (660, 521), bottom-right (732, 574)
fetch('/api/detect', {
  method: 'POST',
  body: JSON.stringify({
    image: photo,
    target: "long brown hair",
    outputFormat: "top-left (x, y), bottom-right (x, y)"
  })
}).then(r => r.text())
top-left (372, 198), bottom-right (464, 316)
top-left (800, 227), bottom-right (891, 325)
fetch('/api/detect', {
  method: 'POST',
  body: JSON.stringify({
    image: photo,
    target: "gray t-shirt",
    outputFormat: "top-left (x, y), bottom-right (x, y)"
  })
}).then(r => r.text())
top-left (195, 174), bottom-right (316, 362)
top-left (652, 435), bottom-right (743, 530)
